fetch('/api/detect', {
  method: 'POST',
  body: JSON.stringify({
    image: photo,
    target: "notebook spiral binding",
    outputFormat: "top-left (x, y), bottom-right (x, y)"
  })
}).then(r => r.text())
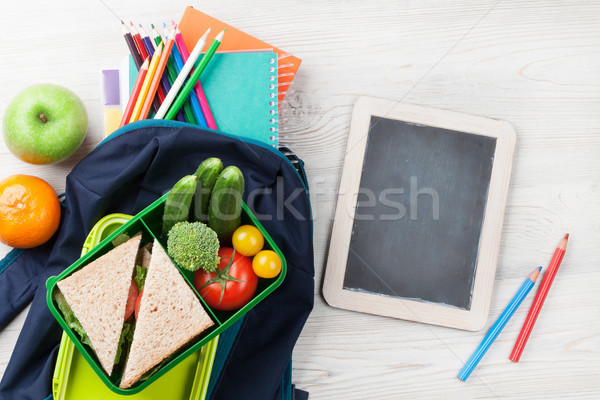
top-left (268, 57), bottom-right (278, 147)
top-left (273, 54), bottom-right (299, 155)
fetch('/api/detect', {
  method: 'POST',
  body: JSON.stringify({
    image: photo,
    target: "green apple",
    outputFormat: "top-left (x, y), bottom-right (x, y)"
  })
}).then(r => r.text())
top-left (3, 84), bottom-right (88, 164)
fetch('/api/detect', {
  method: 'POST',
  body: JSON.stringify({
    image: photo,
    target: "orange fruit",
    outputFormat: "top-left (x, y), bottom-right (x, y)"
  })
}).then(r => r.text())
top-left (0, 174), bottom-right (61, 248)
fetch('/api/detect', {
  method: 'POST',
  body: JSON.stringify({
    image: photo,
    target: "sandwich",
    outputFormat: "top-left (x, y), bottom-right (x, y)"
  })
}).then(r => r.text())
top-left (53, 234), bottom-right (214, 389)
top-left (120, 240), bottom-right (213, 388)
top-left (56, 234), bottom-right (141, 375)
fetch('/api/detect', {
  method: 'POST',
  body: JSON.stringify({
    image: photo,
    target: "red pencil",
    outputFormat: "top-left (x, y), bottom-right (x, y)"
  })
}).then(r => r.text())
top-left (130, 21), bottom-right (149, 60)
top-left (120, 58), bottom-right (149, 127)
top-left (509, 234), bottom-right (569, 362)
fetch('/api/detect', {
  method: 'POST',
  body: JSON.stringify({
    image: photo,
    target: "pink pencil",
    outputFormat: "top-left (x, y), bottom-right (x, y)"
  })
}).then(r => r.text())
top-left (173, 25), bottom-right (218, 130)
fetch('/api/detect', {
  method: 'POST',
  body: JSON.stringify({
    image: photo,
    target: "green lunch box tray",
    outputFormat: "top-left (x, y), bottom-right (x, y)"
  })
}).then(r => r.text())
top-left (52, 213), bottom-right (219, 400)
top-left (47, 193), bottom-right (287, 396)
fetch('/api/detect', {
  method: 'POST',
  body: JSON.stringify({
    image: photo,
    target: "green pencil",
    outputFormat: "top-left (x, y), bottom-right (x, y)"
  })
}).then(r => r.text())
top-left (164, 30), bottom-right (225, 121)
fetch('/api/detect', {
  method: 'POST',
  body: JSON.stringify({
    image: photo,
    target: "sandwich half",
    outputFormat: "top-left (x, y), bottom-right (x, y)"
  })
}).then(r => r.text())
top-left (120, 239), bottom-right (214, 389)
top-left (56, 234), bottom-right (141, 376)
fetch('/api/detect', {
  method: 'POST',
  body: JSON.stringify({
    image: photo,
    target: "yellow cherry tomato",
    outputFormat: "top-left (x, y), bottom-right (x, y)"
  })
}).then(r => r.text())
top-left (252, 250), bottom-right (282, 279)
top-left (232, 225), bottom-right (264, 256)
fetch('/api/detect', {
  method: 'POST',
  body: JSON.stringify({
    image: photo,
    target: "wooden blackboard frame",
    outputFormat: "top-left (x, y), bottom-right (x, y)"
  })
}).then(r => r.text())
top-left (323, 97), bottom-right (516, 331)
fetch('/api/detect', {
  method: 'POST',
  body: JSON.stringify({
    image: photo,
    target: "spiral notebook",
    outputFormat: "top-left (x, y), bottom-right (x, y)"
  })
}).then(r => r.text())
top-left (118, 52), bottom-right (278, 146)
top-left (201, 52), bottom-right (278, 146)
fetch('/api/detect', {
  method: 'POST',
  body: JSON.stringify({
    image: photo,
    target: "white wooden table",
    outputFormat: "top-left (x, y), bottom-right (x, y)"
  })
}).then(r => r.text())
top-left (1, 1), bottom-right (599, 398)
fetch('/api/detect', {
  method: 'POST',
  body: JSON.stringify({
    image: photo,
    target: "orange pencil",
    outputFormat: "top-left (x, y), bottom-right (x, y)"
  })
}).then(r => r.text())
top-left (129, 44), bottom-right (162, 123)
top-left (120, 58), bottom-right (149, 127)
top-left (139, 27), bottom-right (176, 120)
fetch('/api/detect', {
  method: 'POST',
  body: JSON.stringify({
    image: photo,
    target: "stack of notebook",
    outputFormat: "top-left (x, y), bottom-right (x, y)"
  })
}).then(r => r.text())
top-left (102, 7), bottom-right (302, 148)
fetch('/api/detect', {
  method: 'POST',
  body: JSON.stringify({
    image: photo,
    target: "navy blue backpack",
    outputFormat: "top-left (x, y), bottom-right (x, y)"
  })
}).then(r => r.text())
top-left (0, 121), bottom-right (314, 400)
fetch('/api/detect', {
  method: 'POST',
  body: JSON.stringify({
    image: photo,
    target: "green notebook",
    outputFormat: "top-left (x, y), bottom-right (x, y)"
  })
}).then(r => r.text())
top-left (200, 52), bottom-right (279, 147)
top-left (121, 52), bottom-right (278, 146)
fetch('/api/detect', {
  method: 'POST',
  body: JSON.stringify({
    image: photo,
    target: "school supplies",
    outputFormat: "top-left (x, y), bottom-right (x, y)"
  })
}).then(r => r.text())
top-left (155, 29), bottom-right (210, 120)
top-left (509, 234), bottom-right (570, 362)
top-left (323, 97), bottom-right (517, 331)
top-left (164, 30), bottom-right (224, 121)
top-left (122, 22), bottom-right (143, 69)
top-left (174, 27), bottom-right (217, 129)
top-left (124, 22), bottom-right (164, 114)
top-left (120, 58), bottom-right (148, 127)
top-left (147, 24), bottom-right (188, 123)
top-left (101, 69), bottom-right (121, 136)
top-left (130, 22), bottom-right (150, 62)
top-left (178, 6), bottom-right (301, 105)
top-left (137, 24), bottom-right (155, 56)
top-left (168, 43), bottom-right (199, 125)
top-left (458, 268), bottom-right (541, 381)
top-left (199, 52), bottom-right (278, 146)
top-left (140, 30), bottom-right (175, 120)
top-left (130, 44), bottom-right (162, 123)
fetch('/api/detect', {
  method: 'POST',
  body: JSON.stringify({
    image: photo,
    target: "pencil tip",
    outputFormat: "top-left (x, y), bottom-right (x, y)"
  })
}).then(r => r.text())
top-left (565, 233), bottom-right (569, 240)
top-left (130, 21), bottom-right (134, 26)
top-left (120, 20), bottom-right (124, 24)
top-left (151, 23), bottom-right (155, 29)
top-left (538, 266), bottom-right (542, 271)
top-left (530, 267), bottom-right (541, 282)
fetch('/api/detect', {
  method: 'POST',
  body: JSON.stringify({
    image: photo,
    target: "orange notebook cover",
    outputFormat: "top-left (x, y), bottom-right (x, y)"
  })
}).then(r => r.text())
top-left (178, 6), bottom-right (301, 104)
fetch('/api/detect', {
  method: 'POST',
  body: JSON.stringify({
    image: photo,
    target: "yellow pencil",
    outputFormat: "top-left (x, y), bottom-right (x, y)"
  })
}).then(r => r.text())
top-left (129, 43), bottom-right (163, 123)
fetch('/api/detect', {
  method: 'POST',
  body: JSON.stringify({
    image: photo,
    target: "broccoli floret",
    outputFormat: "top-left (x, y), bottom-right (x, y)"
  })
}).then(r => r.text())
top-left (167, 222), bottom-right (220, 272)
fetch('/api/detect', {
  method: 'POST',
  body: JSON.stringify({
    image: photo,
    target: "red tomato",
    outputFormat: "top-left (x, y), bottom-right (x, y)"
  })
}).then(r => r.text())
top-left (194, 247), bottom-right (258, 311)
top-left (134, 289), bottom-right (143, 321)
top-left (124, 279), bottom-right (138, 321)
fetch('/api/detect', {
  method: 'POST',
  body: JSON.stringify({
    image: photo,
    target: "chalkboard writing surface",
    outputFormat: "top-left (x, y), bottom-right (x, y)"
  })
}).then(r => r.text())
top-left (323, 98), bottom-right (516, 331)
top-left (343, 116), bottom-right (497, 310)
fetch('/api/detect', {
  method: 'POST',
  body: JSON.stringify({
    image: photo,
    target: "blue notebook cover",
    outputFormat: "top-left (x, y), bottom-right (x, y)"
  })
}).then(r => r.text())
top-left (200, 52), bottom-right (278, 146)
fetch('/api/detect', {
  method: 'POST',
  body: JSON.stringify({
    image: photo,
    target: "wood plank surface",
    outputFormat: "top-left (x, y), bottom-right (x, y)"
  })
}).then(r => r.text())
top-left (1, 1), bottom-right (599, 398)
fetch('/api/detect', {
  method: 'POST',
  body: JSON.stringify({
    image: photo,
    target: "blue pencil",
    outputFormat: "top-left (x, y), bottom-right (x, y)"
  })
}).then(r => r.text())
top-left (458, 267), bottom-right (541, 381)
top-left (171, 38), bottom-right (208, 127)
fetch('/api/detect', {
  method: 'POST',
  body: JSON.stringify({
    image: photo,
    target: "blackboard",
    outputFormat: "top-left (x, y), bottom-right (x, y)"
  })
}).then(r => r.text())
top-left (343, 116), bottom-right (497, 310)
top-left (323, 97), bottom-right (516, 331)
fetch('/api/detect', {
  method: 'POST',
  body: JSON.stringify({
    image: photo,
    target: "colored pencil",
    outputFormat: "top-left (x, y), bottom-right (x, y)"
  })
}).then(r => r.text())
top-left (129, 22), bottom-right (149, 61)
top-left (122, 22), bottom-right (142, 69)
top-left (139, 24), bottom-right (186, 123)
top-left (509, 234), bottom-right (570, 362)
top-left (154, 23), bottom-right (199, 124)
top-left (150, 24), bottom-right (163, 47)
top-left (165, 30), bottom-right (225, 121)
top-left (137, 24), bottom-right (155, 57)
top-left (168, 32), bottom-right (208, 128)
top-left (174, 28), bottom-right (215, 129)
top-left (458, 268), bottom-right (541, 381)
top-left (154, 29), bottom-right (210, 119)
top-left (139, 29), bottom-right (175, 120)
top-left (165, 44), bottom-right (197, 124)
top-left (120, 57), bottom-right (149, 127)
top-left (129, 43), bottom-right (162, 123)
top-left (129, 23), bottom-right (165, 113)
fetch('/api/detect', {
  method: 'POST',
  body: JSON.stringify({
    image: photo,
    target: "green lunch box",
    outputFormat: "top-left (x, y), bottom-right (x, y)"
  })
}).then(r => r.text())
top-left (51, 213), bottom-right (219, 400)
top-left (46, 193), bottom-right (287, 395)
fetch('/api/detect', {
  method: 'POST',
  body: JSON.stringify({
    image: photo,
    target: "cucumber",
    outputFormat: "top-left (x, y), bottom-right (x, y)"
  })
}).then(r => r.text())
top-left (162, 175), bottom-right (197, 237)
top-left (208, 166), bottom-right (245, 244)
top-left (193, 158), bottom-right (223, 223)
